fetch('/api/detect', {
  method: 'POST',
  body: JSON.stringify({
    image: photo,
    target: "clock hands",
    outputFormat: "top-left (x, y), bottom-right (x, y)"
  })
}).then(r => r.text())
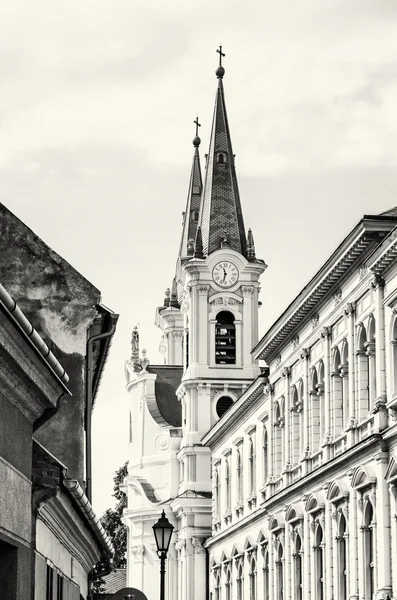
top-left (222, 268), bottom-right (227, 283)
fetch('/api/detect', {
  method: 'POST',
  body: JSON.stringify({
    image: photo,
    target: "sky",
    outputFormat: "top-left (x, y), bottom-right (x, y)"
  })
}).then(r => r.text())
top-left (1, 0), bottom-right (397, 515)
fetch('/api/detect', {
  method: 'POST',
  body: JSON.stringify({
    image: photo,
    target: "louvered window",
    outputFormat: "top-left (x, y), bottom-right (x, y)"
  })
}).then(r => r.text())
top-left (215, 311), bottom-right (236, 364)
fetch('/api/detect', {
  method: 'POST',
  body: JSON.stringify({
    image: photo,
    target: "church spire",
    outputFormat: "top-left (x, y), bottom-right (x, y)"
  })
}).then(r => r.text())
top-left (199, 47), bottom-right (248, 258)
top-left (179, 117), bottom-right (203, 259)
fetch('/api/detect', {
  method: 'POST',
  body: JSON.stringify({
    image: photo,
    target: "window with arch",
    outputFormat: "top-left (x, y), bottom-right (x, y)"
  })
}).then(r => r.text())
top-left (273, 399), bottom-right (284, 476)
top-left (391, 316), bottom-right (397, 396)
top-left (262, 425), bottom-right (268, 483)
top-left (225, 565), bottom-right (232, 600)
top-left (262, 545), bottom-right (269, 600)
top-left (236, 446), bottom-right (243, 505)
top-left (314, 523), bottom-right (324, 600)
top-left (331, 345), bottom-right (344, 437)
top-left (249, 553), bottom-right (257, 600)
top-left (294, 532), bottom-right (303, 600)
top-left (215, 311), bottom-right (236, 365)
top-left (217, 152), bottom-right (227, 164)
top-left (225, 456), bottom-right (231, 512)
top-left (290, 385), bottom-right (301, 464)
top-left (275, 543), bottom-right (284, 600)
top-left (317, 360), bottom-right (325, 443)
top-left (356, 318), bottom-right (376, 419)
top-left (214, 568), bottom-right (221, 600)
top-left (236, 561), bottom-right (244, 600)
top-left (214, 463), bottom-right (221, 518)
top-left (248, 434), bottom-right (256, 495)
top-left (193, 211), bottom-right (199, 221)
top-left (310, 365), bottom-right (321, 451)
top-left (217, 396), bottom-right (234, 418)
top-left (363, 501), bottom-right (375, 600)
top-left (337, 512), bottom-right (347, 600)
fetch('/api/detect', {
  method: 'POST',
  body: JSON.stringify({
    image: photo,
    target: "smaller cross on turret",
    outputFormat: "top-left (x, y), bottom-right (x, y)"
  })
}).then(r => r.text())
top-left (216, 45), bottom-right (225, 67)
top-left (194, 116), bottom-right (201, 137)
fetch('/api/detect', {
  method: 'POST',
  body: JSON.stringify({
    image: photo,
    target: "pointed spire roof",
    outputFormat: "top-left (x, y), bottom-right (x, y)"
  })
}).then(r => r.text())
top-left (179, 118), bottom-right (203, 259)
top-left (199, 48), bottom-right (247, 258)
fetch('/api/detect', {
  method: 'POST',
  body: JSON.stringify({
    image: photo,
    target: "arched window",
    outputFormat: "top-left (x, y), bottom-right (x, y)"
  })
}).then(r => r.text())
top-left (314, 525), bottom-right (324, 600)
top-left (215, 311), bottom-right (236, 365)
top-left (357, 324), bottom-right (370, 419)
top-left (262, 426), bottom-right (268, 483)
top-left (337, 513), bottom-right (347, 600)
top-left (262, 546), bottom-right (269, 600)
top-left (294, 534), bottom-right (303, 600)
top-left (363, 502), bottom-right (375, 600)
top-left (237, 447), bottom-right (243, 504)
top-left (276, 544), bottom-right (284, 600)
top-left (236, 562), bottom-right (244, 600)
top-left (331, 346), bottom-right (344, 437)
top-left (214, 569), bottom-right (221, 600)
top-left (216, 396), bottom-right (234, 418)
top-left (214, 464), bottom-right (221, 518)
top-left (290, 386), bottom-right (301, 464)
top-left (391, 317), bottom-right (397, 396)
top-left (193, 211), bottom-right (199, 221)
top-left (249, 435), bottom-right (256, 495)
top-left (217, 152), bottom-right (227, 164)
top-left (249, 555), bottom-right (257, 600)
top-left (225, 567), bottom-right (232, 600)
top-left (310, 367), bottom-right (321, 451)
top-left (225, 457), bottom-right (231, 512)
top-left (273, 399), bottom-right (284, 475)
top-left (129, 412), bottom-right (133, 443)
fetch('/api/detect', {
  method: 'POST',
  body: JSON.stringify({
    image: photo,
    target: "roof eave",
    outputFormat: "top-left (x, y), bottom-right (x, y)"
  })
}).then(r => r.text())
top-left (253, 216), bottom-right (397, 362)
top-left (91, 304), bottom-right (119, 405)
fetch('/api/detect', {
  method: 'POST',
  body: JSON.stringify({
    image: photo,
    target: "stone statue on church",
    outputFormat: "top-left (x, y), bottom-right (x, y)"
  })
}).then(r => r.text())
top-left (131, 324), bottom-right (140, 359)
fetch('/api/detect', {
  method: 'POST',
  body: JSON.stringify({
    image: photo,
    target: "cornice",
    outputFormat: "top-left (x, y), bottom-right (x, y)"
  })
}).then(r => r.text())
top-left (253, 218), bottom-right (395, 363)
top-left (37, 493), bottom-right (101, 573)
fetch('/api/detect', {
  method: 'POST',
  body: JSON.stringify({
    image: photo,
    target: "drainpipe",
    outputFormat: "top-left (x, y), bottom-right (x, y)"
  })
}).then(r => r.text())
top-left (86, 315), bottom-right (117, 503)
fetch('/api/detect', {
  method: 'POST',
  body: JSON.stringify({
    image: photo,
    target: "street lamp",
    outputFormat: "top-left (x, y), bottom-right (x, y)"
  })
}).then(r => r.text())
top-left (152, 510), bottom-right (174, 600)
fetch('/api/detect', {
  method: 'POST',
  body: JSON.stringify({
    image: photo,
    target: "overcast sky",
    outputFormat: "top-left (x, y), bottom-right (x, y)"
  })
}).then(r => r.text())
top-left (1, 0), bottom-right (397, 515)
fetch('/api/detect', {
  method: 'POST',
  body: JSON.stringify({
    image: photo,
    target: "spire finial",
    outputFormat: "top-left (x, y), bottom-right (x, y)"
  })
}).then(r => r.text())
top-left (193, 116), bottom-right (201, 147)
top-left (216, 45), bottom-right (225, 79)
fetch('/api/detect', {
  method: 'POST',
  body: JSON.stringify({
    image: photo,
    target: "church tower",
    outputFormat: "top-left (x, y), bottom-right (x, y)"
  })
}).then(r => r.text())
top-left (124, 49), bottom-right (266, 600)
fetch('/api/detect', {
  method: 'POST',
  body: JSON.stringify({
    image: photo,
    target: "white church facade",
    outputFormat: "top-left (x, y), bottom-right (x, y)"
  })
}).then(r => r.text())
top-left (124, 51), bottom-right (397, 600)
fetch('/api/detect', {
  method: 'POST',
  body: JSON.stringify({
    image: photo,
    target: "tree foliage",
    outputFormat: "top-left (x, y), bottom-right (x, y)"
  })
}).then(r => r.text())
top-left (101, 461), bottom-right (128, 568)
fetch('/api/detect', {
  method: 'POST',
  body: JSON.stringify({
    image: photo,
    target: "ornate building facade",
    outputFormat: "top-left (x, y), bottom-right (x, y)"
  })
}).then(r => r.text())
top-left (124, 53), bottom-right (266, 600)
top-left (124, 52), bottom-right (397, 600)
top-left (203, 212), bottom-right (397, 600)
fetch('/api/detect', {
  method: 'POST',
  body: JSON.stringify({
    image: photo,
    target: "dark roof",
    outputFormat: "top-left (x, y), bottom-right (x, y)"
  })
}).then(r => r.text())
top-left (101, 569), bottom-right (126, 594)
top-left (146, 365), bottom-right (182, 427)
top-left (199, 72), bottom-right (247, 257)
top-left (179, 144), bottom-right (203, 258)
top-left (135, 476), bottom-right (159, 503)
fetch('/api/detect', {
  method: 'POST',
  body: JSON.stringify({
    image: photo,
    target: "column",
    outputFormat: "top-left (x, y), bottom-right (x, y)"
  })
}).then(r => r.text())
top-left (374, 450), bottom-right (392, 598)
top-left (284, 528), bottom-right (291, 600)
top-left (300, 349), bottom-right (310, 475)
top-left (389, 487), bottom-right (397, 599)
top-left (321, 327), bottom-right (332, 461)
top-left (190, 285), bottom-right (199, 364)
top-left (345, 302), bottom-right (356, 447)
top-left (242, 286), bottom-right (254, 367)
top-left (282, 366), bottom-right (291, 485)
top-left (267, 386), bottom-right (275, 496)
top-left (269, 534), bottom-right (274, 600)
top-left (192, 538), bottom-right (208, 600)
top-left (372, 275), bottom-right (386, 403)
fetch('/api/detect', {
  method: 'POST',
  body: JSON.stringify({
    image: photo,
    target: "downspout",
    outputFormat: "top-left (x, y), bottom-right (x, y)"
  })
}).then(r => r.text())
top-left (86, 315), bottom-right (117, 503)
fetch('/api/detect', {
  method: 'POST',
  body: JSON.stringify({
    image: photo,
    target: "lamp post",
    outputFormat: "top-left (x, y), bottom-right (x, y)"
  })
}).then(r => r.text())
top-left (152, 510), bottom-right (174, 600)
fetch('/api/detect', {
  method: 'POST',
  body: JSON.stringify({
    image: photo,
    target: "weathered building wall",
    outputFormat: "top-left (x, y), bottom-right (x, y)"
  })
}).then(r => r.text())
top-left (0, 203), bottom-right (101, 484)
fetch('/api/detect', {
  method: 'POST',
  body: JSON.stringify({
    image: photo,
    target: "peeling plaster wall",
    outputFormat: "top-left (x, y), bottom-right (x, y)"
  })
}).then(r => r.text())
top-left (0, 203), bottom-right (101, 484)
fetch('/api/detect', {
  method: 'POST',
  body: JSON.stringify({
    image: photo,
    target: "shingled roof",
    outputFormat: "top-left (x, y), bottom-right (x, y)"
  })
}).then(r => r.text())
top-left (101, 569), bottom-right (126, 594)
top-left (146, 365), bottom-right (182, 428)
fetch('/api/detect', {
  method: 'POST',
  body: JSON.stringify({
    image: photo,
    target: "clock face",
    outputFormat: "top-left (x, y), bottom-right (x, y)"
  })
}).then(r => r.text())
top-left (212, 261), bottom-right (239, 288)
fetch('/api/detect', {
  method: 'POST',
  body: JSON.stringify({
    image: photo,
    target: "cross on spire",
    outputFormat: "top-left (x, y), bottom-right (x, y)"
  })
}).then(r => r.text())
top-left (194, 116), bottom-right (201, 137)
top-left (216, 45), bottom-right (225, 67)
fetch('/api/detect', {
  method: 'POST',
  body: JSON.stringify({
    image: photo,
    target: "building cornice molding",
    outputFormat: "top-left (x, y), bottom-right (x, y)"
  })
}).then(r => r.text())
top-left (253, 218), bottom-right (396, 363)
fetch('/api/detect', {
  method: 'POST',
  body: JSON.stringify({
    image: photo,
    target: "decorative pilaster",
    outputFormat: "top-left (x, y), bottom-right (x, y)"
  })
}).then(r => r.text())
top-left (374, 450), bottom-right (392, 598)
top-left (347, 471), bottom-right (359, 600)
top-left (302, 496), bottom-right (311, 600)
top-left (282, 365), bottom-right (291, 485)
top-left (242, 286), bottom-right (254, 367)
top-left (372, 275), bottom-right (388, 432)
top-left (197, 285), bottom-right (210, 365)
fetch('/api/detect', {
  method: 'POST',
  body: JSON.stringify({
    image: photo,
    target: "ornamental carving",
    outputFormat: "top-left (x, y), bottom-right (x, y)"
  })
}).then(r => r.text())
top-left (159, 334), bottom-right (168, 356)
top-left (241, 286), bottom-right (254, 296)
top-left (370, 274), bottom-right (385, 290)
top-left (300, 348), bottom-right (310, 361)
top-left (175, 539), bottom-right (186, 551)
top-left (320, 326), bottom-right (331, 340)
top-left (131, 545), bottom-right (145, 558)
top-left (210, 297), bottom-right (241, 307)
top-left (198, 285), bottom-right (210, 294)
top-left (275, 355), bottom-right (282, 367)
top-left (292, 335), bottom-right (300, 349)
top-left (155, 434), bottom-right (170, 451)
top-left (281, 367), bottom-right (291, 379)
top-left (359, 266), bottom-right (368, 280)
top-left (172, 331), bottom-right (183, 338)
top-left (344, 302), bottom-right (356, 317)
top-left (334, 289), bottom-right (342, 305)
top-left (192, 537), bottom-right (206, 554)
top-left (311, 314), bottom-right (319, 329)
